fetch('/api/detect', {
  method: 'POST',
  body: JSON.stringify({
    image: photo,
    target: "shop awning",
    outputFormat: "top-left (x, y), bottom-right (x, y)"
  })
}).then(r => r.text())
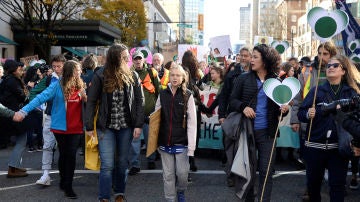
top-left (63, 47), bottom-right (86, 57)
top-left (75, 49), bottom-right (88, 56)
top-left (12, 20), bottom-right (121, 47)
top-left (0, 34), bottom-right (18, 45)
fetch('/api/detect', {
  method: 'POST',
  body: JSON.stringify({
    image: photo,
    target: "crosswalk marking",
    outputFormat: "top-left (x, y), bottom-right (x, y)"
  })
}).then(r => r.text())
top-left (0, 169), bottom-right (354, 177)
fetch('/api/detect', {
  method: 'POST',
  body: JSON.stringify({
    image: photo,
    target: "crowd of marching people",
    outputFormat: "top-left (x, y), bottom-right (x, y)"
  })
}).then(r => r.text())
top-left (1, 41), bottom-right (360, 202)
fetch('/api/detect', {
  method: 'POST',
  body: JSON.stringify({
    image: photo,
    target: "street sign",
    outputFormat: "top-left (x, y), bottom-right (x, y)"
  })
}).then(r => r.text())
top-left (177, 23), bottom-right (192, 28)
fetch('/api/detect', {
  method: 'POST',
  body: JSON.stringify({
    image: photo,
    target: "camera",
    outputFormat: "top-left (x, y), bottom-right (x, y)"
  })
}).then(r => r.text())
top-left (318, 95), bottom-right (360, 149)
top-left (37, 63), bottom-right (50, 74)
top-left (318, 95), bottom-right (360, 114)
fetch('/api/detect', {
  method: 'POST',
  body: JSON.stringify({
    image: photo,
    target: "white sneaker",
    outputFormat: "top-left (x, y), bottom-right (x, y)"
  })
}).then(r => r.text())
top-left (36, 175), bottom-right (51, 186)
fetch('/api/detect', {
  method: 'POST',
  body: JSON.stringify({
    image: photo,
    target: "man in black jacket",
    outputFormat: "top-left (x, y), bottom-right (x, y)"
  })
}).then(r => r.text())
top-left (218, 47), bottom-right (251, 124)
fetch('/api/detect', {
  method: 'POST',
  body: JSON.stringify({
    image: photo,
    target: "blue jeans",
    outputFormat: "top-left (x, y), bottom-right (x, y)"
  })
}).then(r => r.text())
top-left (128, 123), bottom-right (155, 168)
top-left (97, 128), bottom-right (132, 200)
top-left (8, 131), bottom-right (27, 168)
top-left (42, 115), bottom-right (56, 170)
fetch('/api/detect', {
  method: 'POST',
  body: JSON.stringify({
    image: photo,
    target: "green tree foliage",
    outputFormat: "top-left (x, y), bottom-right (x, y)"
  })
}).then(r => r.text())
top-left (0, 0), bottom-right (91, 62)
top-left (83, 0), bottom-right (147, 47)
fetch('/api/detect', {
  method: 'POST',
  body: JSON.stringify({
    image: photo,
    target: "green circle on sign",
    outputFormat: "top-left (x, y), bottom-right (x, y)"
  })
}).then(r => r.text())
top-left (315, 17), bottom-right (337, 38)
top-left (276, 45), bottom-right (285, 54)
top-left (272, 85), bottom-right (292, 104)
top-left (353, 56), bottom-right (360, 63)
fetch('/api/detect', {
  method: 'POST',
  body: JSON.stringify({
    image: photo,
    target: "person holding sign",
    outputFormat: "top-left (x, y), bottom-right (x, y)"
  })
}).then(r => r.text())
top-left (230, 44), bottom-right (288, 201)
top-left (298, 55), bottom-right (360, 202)
top-left (155, 64), bottom-right (197, 202)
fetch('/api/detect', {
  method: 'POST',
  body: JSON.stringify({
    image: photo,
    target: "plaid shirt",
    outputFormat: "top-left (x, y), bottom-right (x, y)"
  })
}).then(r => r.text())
top-left (108, 89), bottom-right (128, 130)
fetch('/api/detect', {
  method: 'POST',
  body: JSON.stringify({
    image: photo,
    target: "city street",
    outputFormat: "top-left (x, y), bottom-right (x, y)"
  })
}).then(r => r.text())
top-left (1, 147), bottom-right (360, 201)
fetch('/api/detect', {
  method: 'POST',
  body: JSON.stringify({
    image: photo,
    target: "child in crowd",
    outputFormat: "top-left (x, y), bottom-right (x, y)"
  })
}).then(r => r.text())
top-left (155, 64), bottom-right (197, 202)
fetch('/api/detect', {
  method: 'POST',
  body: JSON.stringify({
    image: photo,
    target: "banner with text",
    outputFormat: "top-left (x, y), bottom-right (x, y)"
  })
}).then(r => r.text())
top-left (198, 85), bottom-right (223, 150)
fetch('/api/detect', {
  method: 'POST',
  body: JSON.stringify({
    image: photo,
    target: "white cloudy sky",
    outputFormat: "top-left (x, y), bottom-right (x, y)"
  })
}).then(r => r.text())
top-left (203, 0), bottom-right (251, 45)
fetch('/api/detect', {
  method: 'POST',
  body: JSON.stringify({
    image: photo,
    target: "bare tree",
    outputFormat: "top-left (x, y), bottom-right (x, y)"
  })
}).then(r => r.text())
top-left (0, 0), bottom-right (91, 61)
top-left (259, 2), bottom-right (286, 41)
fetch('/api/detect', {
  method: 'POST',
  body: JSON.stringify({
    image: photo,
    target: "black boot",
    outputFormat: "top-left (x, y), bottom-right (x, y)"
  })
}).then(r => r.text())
top-left (189, 156), bottom-right (197, 172)
top-left (287, 148), bottom-right (295, 161)
top-left (64, 188), bottom-right (77, 199)
top-left (276, 148), bottom-right (284, 163)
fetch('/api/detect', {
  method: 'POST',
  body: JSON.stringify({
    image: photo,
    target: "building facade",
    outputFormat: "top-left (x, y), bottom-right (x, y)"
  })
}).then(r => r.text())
top-left (179, 0), bottom-right (204, 45)
top-left (239, 4), bottom-right (252, 45)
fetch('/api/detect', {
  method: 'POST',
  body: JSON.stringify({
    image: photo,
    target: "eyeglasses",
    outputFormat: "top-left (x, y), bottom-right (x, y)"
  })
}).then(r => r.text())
top-left (326, 63), bottom-right (341, 69)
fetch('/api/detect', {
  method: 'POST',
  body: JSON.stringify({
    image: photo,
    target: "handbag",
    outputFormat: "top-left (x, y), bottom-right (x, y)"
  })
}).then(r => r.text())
top-left (222, 82), bottom-right (263, 140)
top-left (85, 105), bottom-right (101, 170)
top-left (335, 120), bottom-right (354, 158)
top-left (326, 93), bottom-right (354, 158)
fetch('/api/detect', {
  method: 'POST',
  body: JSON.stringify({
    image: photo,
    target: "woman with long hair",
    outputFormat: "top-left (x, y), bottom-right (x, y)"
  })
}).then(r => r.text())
top-left (230, 44), bottom-right (288, 201)
top-left (85, 43), bottom-right (144, 202)
top-left (181, 50), bottom-right (201, 172)
top-left (298, 54), bottom-right (360, 201)
top-left (20, 60), bottom-right (86, 199)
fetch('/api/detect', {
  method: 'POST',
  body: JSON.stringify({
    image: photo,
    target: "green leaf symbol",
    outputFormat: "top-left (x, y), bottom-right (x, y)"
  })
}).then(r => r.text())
top-left (272, 85), bottom-right (292, 104)
top-left (350, 54), bottom-right (360, 63)
top-left (348, 39), bottom-right (360, 52)
top-left (350, 43), bottom-right (357, 51)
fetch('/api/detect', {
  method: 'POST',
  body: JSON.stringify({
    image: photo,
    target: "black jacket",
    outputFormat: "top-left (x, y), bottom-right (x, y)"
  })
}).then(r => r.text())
top-left (0, 74), bottom-right (31, 134)
top-left (218, 66), bottom-right (244, 118)
top-left (230, 71), bottom-right (282, 138)
top-left (0, 74), bottom-right (28, 111)
top-left (343, 110), bottom-right (360, 141)
top-left (85, 68), bottom-right (144, 131)
top-left (158, 87), bottom-right (192, 146)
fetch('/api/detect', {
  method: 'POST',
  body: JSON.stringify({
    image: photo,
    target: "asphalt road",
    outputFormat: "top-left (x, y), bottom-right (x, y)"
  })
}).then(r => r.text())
top-left (1, 147), bottom-right (360, 201)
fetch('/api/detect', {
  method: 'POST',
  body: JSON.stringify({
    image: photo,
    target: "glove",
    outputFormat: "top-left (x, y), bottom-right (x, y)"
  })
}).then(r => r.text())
top-left (334, 109), bottom-right (347, 125)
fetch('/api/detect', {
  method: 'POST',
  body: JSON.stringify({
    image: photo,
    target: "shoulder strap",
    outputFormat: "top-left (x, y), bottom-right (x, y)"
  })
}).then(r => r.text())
top-left (147, 68), bottom-right (159, 96)
top-left (182, 90), bottom-right (191, 128)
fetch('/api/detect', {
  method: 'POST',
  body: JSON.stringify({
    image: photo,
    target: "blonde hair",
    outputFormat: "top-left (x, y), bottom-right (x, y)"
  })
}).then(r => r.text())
top-left (170, 64), bottom-right (188, 96)
top-left (104, 43), bottom-right (134, 92)
top-left (331, 55), bottom-right (360, 94)
top-left (61, 60), bottom-right (85, 100)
